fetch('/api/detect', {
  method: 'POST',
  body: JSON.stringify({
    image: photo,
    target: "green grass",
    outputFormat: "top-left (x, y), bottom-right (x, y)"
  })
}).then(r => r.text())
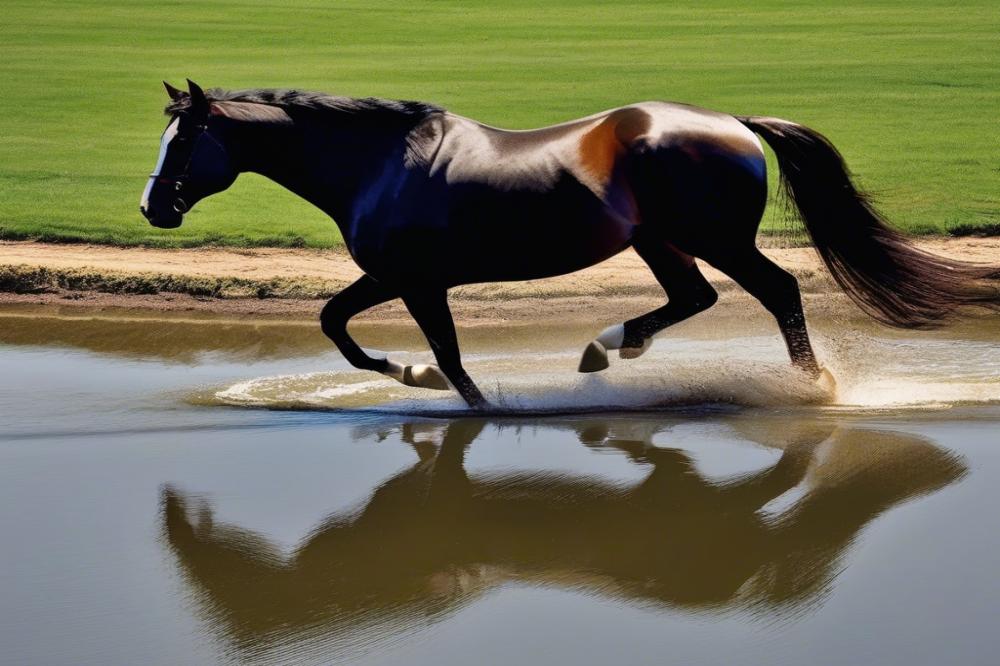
top-left (1, 0), bottom-right (998, 248)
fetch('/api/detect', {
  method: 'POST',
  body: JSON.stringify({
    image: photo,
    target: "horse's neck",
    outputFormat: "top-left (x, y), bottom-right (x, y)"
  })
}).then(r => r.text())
top-left (228, 117), bottom-right (403, 223)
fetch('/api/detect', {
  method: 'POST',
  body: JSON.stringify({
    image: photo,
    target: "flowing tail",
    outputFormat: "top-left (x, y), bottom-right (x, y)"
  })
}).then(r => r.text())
top-left (737, 115), bottom-right (1000, 328)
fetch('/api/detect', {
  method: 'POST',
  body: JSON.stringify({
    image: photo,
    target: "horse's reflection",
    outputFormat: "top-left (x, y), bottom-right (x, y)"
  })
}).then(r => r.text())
top-left (162, 418), bottom-right (965, 652)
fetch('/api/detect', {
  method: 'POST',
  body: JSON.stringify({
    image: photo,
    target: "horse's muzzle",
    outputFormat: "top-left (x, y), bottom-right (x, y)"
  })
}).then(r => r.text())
top-left (140, 204), bottom-right (183, 229)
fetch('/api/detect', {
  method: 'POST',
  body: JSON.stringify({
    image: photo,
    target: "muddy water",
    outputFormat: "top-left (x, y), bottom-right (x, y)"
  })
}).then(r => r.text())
top-left (1, 304), bottom-right (999, 665)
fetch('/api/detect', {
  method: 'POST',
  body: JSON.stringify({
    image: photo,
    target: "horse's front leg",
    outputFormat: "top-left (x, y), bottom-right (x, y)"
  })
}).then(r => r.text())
top-left (321, 275), bottom-right (448, 390)
top-left (320, 274), bottom-right (396, 370)
top-left (402, 289), bottom-right (489, 410)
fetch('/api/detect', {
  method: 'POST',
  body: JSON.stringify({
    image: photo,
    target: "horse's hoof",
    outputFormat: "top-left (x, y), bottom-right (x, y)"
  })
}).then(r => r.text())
top-left (579, 340), bottom-right (610, 373)
top-left (383, 360), bottom-right (450, 390)
top-left (816, 366), bottom-right (837, 394)
top-left (405, 364), bottom-right (451, 391)
top-left (619, 338), bottom-right (651, 360)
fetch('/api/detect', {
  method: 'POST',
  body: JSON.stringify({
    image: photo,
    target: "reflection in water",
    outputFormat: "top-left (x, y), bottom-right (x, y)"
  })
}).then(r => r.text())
top-left (0, 310), bottom-right (327, 362)
top-left (162, 419), bottom-right (966, 661)
top-left (0, 308), bottom-right (590, 363)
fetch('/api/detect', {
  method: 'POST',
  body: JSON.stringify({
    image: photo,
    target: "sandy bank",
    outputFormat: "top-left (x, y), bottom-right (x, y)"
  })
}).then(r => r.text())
top-left (1, 238), bottom-right (997, 324)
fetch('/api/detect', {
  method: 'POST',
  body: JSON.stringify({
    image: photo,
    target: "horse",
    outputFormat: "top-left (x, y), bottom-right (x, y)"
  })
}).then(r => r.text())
top-left (161, 418), bottom-right (965, 656)
top-left (140, 80), bottom-right (999, 409)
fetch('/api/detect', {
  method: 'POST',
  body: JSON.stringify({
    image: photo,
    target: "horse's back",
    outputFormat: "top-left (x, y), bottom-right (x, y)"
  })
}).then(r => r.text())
top-left (439, 101), bottom-right (766, 225)
top-left (347, 102), bottom-right (767, 286)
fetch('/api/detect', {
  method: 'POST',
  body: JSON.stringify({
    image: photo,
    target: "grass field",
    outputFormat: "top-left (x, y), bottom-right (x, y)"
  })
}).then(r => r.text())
top-left (1, 0), bottom-right (998, 248)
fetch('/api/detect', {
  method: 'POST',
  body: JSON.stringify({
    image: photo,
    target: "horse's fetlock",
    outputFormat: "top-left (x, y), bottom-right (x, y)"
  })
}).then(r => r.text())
top-left (693, 287), bottom-right (719, 311)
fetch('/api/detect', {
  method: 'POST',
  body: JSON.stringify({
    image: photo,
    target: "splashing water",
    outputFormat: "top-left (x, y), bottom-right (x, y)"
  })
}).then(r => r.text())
top-left (825, 336), bottom-right (1000, 409)
top-left (208, 331), bottom-right (1000, 415)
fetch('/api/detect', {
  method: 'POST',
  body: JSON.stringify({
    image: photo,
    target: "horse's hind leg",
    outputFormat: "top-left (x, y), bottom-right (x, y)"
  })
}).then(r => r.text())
top-left (402, 289), bottom-right (488, 409)
top-left (706, 248), bottom-right (822, 377)
top-left (579, 238), bottom-right (718, 372)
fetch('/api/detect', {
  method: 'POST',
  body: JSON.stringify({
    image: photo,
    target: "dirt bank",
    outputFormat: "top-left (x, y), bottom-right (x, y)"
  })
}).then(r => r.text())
top-left (1, 238), bottom-right (997, 324)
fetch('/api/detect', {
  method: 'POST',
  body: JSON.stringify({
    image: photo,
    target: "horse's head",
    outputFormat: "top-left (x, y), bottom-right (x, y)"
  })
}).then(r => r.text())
top-left (139, 80), bottom-right (237, 229)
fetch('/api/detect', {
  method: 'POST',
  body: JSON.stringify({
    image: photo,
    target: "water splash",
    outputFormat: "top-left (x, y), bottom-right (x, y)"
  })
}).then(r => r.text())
top-left (193, 338), bottom-right (908, 414)
top-left (821, 335), bottom-right (1000, 409)
top-left (205, 330), bottom-right (1000, 415)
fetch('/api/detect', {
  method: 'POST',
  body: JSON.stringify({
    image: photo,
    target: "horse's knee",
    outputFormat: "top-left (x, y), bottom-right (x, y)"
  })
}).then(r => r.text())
top-left (319, 297), bottom-right (387, 372)
top-left (319, 296), bottom-right (349, 339)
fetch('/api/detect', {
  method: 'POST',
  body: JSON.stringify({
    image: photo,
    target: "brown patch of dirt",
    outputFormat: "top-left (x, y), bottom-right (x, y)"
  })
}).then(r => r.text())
top-left (1, 238), bottom-right (997, 324)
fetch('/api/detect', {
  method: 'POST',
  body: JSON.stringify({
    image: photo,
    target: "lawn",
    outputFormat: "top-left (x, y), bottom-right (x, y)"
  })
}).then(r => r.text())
top-left (1, 0), bottom-right (997, 248)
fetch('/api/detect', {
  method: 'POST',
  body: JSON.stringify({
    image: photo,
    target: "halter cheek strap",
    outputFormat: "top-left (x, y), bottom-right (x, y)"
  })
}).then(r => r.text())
top-left (149, 125), bottom-right (225, 212)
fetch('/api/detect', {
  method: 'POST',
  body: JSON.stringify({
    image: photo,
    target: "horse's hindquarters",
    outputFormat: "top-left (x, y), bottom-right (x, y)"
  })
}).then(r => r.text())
top-left (626, 137), bottom-right (768, 254)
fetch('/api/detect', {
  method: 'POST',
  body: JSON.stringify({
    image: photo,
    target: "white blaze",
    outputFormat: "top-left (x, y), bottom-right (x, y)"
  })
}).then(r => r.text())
top-left (140, 117), bottom-right (180, 210)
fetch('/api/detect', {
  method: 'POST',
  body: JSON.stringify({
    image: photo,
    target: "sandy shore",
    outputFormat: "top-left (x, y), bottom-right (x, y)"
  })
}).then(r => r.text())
top-left (1, 238), bottom-right (998, 323)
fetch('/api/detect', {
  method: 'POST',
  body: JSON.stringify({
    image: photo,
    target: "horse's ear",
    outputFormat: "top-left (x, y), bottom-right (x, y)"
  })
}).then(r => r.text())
top-left (163, 81), bottom-right (186, 101)
top-left (186, 79), bottom-right (209, 119)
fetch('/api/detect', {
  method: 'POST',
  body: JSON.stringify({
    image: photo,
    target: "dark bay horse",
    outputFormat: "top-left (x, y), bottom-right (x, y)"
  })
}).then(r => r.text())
top-left (141, 80), bottom-right (999, 409)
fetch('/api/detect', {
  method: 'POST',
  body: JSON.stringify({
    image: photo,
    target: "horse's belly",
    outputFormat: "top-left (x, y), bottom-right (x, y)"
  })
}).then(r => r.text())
top-left (453, 210), bottom-right (633, 283)
top-left (444, 176), bottom-right (637, 282)
top-left (349, 175), bottom-right (636, 286)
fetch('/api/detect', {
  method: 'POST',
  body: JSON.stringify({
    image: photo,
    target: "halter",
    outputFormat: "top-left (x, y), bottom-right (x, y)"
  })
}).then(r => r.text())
top-left (149, 122), bottom-right (224, 213)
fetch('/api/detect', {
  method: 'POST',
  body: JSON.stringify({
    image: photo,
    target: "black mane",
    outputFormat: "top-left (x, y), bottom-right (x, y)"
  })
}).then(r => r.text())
top-left (165, 87), bottom-right (443, 126)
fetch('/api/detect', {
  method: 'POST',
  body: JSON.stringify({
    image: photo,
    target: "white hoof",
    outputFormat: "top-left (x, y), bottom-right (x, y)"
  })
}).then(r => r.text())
top-left (407, 364), bottom-right (451, 391)
top-left (580, 324), bottom-right (650, 370)
top-left (384, 360), bottom-right (450, 391)
top-left (578, 324), bottom-right (623, 373)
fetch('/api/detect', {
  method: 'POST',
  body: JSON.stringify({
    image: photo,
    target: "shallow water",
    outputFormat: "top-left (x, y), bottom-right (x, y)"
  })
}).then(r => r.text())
top-left (1, 305), bottom-right (999, 665)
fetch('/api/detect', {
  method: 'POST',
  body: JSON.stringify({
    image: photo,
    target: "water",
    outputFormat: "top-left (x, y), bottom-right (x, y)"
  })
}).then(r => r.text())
top-left (1, 304), bottom-right (999, 665)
